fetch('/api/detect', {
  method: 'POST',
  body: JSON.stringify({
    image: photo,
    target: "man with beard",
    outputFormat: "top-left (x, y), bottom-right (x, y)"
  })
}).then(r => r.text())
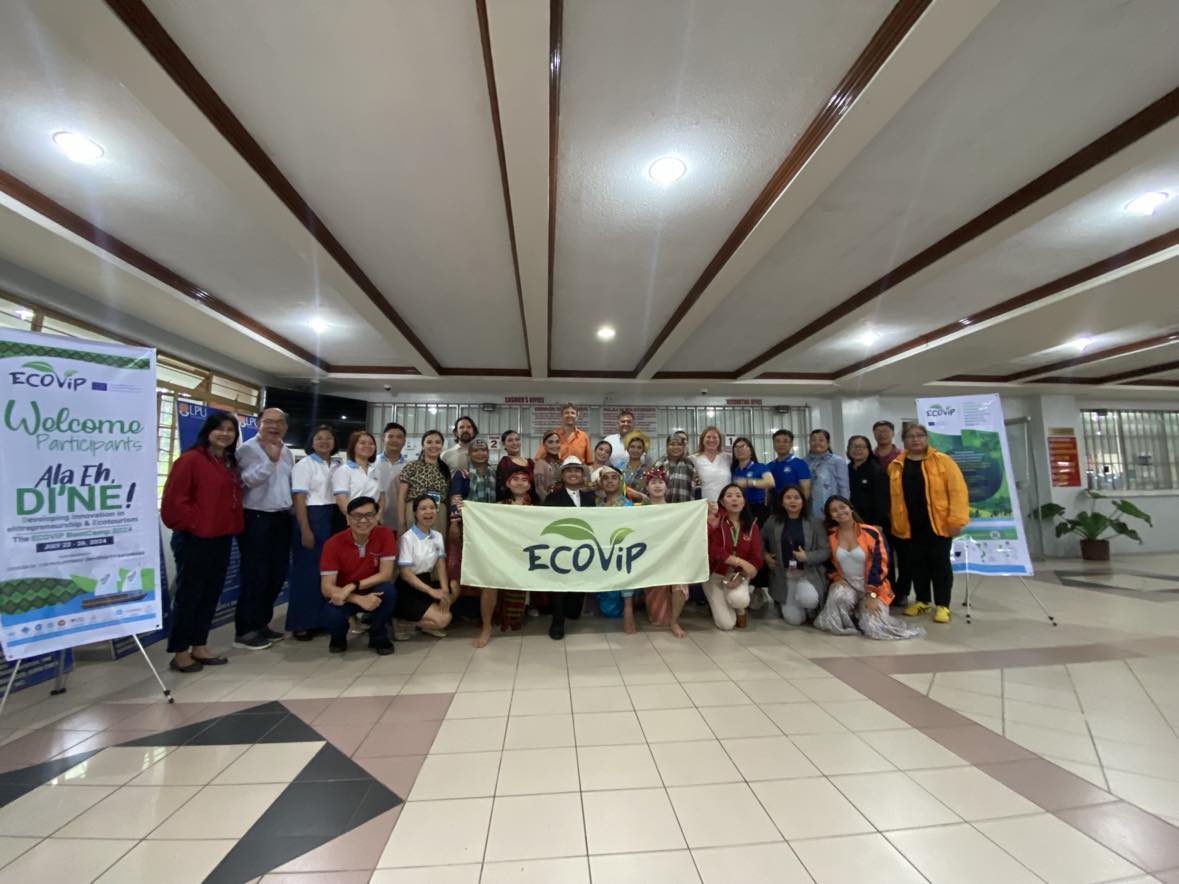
top-left (442, 415), bottom-right (478, 473)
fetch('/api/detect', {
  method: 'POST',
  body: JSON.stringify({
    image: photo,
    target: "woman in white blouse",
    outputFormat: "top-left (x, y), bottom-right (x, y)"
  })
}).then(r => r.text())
top-left (288, 424), bottom-right (338, 639)
top-left (394, 495), bottom-right (460, 640)
top-left (333, 430), bottom-right (385, 520)
top-left (691, 425), bottom-right (733, 503)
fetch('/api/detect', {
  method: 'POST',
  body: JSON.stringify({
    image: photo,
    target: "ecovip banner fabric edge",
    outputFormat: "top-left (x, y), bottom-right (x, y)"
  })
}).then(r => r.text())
top-left (460, 499), bottom-right (710, 592)
top-left (0, 329), bottom-right (162, 660)
top-left (915, 394), bottom-right (1034, 576)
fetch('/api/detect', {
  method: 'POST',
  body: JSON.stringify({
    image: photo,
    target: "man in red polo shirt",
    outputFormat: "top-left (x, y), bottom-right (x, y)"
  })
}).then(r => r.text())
top-left (320, 496), bottom-right (398, 654)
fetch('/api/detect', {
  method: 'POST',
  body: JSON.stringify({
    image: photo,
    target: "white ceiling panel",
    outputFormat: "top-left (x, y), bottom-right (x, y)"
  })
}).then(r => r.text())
top-left (664, 0), bottom-right (1179, 373)
top-left (1035, 342), bottom-right (1179, 380)
top-left (549, 0), bottom-right (893, 371)
top-left (769, 143), bottom-right (1179, 373)
top-left (144, 0), bottom-right (527, 369)
top-left (0, 1), bottom-right (402, 366)
top-left (967, 322), bottom-right (1178, 376)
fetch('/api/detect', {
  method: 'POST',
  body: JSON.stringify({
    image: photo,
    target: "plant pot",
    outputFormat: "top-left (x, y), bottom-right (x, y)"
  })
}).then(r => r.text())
top-left (1080, 539), bottom-right (1110, 561)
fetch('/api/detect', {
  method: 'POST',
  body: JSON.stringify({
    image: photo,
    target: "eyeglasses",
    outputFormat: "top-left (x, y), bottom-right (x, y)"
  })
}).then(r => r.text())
top-left (349, 511), bottom-right (378, 521)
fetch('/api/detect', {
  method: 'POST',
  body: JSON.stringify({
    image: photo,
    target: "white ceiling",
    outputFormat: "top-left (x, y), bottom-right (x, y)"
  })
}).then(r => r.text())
top-left (0, 0), bottom-right (1177, 399)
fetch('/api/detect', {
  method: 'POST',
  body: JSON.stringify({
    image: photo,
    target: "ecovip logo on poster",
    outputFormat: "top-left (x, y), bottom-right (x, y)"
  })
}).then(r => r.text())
top-left (0, 331), bottom-right (161, 660)
top-left (459, 499), bottom-right (709, 592)
top-left (916, 394), bottom-right (1033, 576)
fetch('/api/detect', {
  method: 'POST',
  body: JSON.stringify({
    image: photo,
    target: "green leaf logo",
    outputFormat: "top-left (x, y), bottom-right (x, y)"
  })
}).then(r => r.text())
top-left (64, 368), bottom-right (77, 378)
top-left (609, 527), bottom-right (634, 546)
top-left (22, 360), bottom-right (53, 372)
top-left (541, 518), bottom-right (597, 542)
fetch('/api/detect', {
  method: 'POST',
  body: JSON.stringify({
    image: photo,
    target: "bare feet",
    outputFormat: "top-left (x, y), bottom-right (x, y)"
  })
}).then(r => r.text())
top-left (670, 622), bottom-right (685, 638)
top-left (473, 627), bottom-right (492, 649)
top-left (623, 608), bottom-right (636, 635)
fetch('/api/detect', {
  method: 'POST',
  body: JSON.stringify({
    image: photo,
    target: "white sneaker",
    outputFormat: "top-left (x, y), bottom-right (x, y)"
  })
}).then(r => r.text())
top-left (419, 626), bottom-right (447, 639)
top-left (392, 619), bottom-right (415, 642)
top-left (748, 586), bottom-right (771, 611)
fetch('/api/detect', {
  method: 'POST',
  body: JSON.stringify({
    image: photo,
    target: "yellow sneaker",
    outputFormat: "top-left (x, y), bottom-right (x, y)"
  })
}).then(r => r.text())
top-left (902, 601), bottom-right (930, 617)
top-left (933, 606), bottom-right (951, 624)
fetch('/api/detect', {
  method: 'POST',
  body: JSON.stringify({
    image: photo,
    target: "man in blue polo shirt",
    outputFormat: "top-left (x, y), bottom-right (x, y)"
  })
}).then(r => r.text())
top-left (767, 429), bottom-right (811, 502)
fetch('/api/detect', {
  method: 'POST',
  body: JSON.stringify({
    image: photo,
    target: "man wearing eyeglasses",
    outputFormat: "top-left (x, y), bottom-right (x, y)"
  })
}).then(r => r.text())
top-left (319, 496), bottom-right (398, 654)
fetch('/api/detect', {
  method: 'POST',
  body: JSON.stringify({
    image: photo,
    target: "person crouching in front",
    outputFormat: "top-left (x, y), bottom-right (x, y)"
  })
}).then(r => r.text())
top-left (319, 496), bottom-right (398, 655)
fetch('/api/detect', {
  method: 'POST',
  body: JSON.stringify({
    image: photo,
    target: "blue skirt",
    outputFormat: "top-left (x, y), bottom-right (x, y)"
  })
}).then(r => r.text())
top-left (286, 504), bottom-right (335, 631)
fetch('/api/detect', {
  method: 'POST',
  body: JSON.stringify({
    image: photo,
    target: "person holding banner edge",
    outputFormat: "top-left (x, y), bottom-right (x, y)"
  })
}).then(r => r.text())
top-left (160, 410), bottom-right (243, 672)
top-left (889, 424), bottom-right (969, 624)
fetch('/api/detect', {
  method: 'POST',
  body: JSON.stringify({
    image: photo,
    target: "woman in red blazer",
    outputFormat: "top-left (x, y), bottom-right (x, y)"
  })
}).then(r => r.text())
top-left (161, 411), bottom-right (244, 672)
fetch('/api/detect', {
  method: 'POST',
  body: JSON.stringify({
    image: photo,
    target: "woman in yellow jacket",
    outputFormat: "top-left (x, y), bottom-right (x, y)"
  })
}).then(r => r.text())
top-left (887, 424), bottom-right (969, 624)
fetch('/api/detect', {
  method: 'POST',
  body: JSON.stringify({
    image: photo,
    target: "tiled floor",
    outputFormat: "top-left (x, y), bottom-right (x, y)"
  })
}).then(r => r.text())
top-left (2, 555), bottom-right (1179, 882)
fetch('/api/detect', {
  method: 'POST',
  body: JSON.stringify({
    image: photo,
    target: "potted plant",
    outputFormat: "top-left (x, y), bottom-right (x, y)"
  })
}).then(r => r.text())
top-left (1032, 499), bottom-right (1153, 561)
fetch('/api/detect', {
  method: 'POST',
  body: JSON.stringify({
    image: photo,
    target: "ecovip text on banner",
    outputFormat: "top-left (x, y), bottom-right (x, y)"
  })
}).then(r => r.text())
top-left (460, 499), bottom-right (709, 592)
top-left (915, 394), bottom-right (1033, 576)
top-left (0, 330), bottom-right (162, 659)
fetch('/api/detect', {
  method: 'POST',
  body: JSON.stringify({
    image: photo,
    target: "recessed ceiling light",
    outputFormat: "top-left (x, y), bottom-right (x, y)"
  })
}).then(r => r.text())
top-left (52, 130), bottom-right (104, 164)
top-left (860, 329), bottom-right (881, 346)
top-left (1069, 336), bottom-right (1094, 352)
top-left (1124, 191), bottom-right (1171, 216)
top-left (648, 156), bottom-right (687, 184)
top-left (596, 325), bottom-right (616, 341)
top-left (340, 414), bottom-right (348, 420)
top-left (958, 318), bottom-right (972, 326)
top-left (307, 317), bottom-right (330, 334)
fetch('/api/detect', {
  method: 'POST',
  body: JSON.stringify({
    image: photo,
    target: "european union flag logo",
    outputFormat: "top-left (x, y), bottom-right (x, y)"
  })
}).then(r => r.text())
top-left (91, 381), bottom-right (108, 391)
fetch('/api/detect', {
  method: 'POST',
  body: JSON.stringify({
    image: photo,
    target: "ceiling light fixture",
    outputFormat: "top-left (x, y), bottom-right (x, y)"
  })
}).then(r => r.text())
top-left (1069, 336), bottom-right (1094, 352)
top-left (306, 317), bottom-right (330, 334)
top-left (648, 156), bottom-right (687, 184)
top-left (958, 318), bottom-right (972, 326)
top-left (52, 130), bottom-right (104, 164)
top-left (1124, 191), bottom-right (1171, 216)
top-left (596, 325), bottom-right (616, 341)
top-left (860, 329), bottom-right (881, 346)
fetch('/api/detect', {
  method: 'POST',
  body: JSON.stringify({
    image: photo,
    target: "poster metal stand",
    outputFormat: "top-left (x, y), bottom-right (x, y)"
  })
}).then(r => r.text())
top-left (959, 538), bottom-right (1057, 627)
top-left (0, 632), bottom-right (172, 721)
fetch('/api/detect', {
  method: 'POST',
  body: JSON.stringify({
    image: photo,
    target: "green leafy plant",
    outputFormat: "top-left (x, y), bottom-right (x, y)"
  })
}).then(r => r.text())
top-left (1032, 499), bottom-right (1153, 543)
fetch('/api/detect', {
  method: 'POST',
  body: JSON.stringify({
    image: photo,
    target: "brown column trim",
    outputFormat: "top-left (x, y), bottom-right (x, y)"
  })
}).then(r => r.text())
top-left (634, 0), bottom-right (932, 378)
top-left (475, 0), bottom-right (531, 375)
top-left (546, 0), bottom-right (563, 375)
top-left (329, 366), bottom-right (421, 376)
top-left (1120, 378), bottom-right (1179, 388)
top-left (736, 84), bottom-right (1179, 378)
top-left (0, 168), bottom-right (323, 369)
top-left (836, 225), bottom-right (1179, 377)
top-left (104, 0), bottom-right (443, 375)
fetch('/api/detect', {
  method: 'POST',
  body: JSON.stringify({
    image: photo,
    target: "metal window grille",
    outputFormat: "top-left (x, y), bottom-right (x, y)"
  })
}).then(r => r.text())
top-left (1081, 409), bottom-right (1179, 491)
top-left (367, 402), bottom-right (810, 461)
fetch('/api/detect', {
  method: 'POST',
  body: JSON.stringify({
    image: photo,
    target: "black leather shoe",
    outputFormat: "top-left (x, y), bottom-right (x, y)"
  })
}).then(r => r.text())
top-left (329, 637), bottom-right (347, 654)
top-left (369, 638), bottom-right (395, 656)
top-left (548, 621), bottom-right (565, 641)
top-left (191, 655), bottom-right (228, 666)
top-left (169, 658), bottom-right (203, 673)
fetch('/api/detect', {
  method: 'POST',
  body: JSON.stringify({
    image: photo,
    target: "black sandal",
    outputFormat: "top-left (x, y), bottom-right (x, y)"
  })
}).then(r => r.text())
top-left (192, 655), bottom-right (228, 665)
top-left (169, 658), bottom-right (203, 673)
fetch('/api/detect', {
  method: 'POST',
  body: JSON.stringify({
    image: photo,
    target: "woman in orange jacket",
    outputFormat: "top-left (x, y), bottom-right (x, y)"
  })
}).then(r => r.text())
top-left (814, 497), bottom-right (924, 641)
top-left (887, 424), bottom-right (969, 624)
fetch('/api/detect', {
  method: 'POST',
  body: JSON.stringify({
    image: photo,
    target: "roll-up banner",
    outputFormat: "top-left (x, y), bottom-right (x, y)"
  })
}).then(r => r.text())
top-left (915, 394), bottom-right (1034, 576)
top-left (460, 499), bottom-right (710, 592)
top-left (0, 330), bottom-right (162, 660)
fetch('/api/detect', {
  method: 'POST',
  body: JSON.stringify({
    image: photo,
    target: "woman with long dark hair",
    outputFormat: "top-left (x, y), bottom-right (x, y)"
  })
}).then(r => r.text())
top-left (703, 483), bottom-right (762, 630)
top-left (761, 485), bottom-right (828, 625)
top-left (847, 434), bottom-right (890, 531)
top-left (495, 429), bottom-right (533, 500)
top-left (531, 430), bottom-right (563, 502)
top-left (160, 411), bottom-right (243, 672)
top-left (396, 429), bottom-right (451, 533)
top-left (814, 496), bottom-right (924, 640)
top-left (478, 463), bottom-right (535, 645)
top-left (288, 424), bottom-right (337, 640)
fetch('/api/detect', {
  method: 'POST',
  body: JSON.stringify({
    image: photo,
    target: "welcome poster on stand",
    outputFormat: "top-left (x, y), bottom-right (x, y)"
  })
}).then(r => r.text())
top-left (915, 394), bottom-right (1033, 576)
top-left (0, 329), bottom-right (161, 659)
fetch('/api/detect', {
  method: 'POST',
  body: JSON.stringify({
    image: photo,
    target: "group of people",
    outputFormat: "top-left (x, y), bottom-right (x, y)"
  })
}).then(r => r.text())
top-left (159, 402), bottom-right (969, 672)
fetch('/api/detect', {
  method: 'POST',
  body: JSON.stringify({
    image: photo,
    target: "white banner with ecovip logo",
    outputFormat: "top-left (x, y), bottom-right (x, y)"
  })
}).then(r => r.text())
top-left (460, 499), bottom-right (710, 591)
top-left (916, 394), bottom-right (1033, 577)
top-left (0, 330), bottom-right (161, 660)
